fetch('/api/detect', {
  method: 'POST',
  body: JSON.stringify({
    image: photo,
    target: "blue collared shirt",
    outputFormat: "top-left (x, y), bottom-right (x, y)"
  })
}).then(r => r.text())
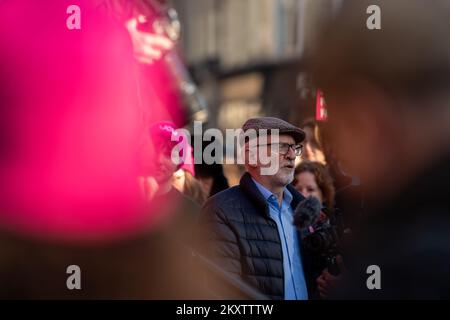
top-left (252, 178), bottom-right (308, 300)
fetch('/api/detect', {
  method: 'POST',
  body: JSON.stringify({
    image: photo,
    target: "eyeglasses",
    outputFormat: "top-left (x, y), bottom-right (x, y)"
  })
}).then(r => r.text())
top-left (258, 143), bottom-right (303, 157)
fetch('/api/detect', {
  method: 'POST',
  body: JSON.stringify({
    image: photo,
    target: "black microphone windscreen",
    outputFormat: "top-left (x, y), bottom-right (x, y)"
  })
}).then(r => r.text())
top-left (293, 196), bottom-right (322, 235)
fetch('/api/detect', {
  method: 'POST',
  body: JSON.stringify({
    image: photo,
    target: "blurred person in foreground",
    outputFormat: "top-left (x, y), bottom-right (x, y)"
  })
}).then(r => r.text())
top-left (310, 0), bottom-right (450, 298)
top-left (197, 117), bottom-right (317, 300)
top-left (0, 1), bottom-right (204, 299)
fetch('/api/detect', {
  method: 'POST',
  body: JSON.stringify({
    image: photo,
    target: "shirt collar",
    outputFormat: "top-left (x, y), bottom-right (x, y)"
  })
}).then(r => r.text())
top-left (251, 177), bottom-right (293, 207)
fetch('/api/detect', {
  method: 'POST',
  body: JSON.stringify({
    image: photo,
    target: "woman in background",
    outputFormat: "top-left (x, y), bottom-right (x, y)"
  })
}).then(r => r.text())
top-left (293, 160), bottom-right (335, 213)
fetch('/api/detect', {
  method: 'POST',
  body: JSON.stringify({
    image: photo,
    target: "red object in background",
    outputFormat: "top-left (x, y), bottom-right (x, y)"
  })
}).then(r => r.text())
top-left (316, 89), bottom-right (328, 121)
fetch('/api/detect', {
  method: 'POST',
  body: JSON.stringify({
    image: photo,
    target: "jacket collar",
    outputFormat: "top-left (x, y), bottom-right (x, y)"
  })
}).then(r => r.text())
top-left (239, 172), bottom-right (305, 218)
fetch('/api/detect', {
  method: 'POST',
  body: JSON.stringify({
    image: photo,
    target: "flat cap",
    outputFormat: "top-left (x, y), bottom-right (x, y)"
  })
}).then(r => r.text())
top-left (242, 117), bottom-right (305, 144)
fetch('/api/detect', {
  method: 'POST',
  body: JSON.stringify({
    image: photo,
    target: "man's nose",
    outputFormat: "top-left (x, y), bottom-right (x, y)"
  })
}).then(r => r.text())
top-left (285, 147), bottom-right (296, 160)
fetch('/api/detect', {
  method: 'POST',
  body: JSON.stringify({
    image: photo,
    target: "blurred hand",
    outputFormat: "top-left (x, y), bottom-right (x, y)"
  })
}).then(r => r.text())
top-left (316, 255), bottom-right (346, 299)
top-left (126, 15), bottom-right (174, 64)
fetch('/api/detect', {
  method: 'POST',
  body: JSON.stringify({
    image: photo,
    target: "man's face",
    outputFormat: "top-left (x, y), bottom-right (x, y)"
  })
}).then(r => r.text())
top-left (271, 135), bottom-right (297, 186)
top-left (249, 134), bottom-right (298, 187)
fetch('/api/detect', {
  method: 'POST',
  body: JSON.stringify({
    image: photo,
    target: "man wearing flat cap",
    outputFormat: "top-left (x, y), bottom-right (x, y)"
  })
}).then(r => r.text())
top-left (197, 117), bottom-right (316, 300)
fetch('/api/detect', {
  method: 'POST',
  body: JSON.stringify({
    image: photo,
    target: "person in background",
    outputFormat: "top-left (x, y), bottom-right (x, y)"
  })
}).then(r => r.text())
top-left (293, 161), bottom-right (347, 299)
top-left (293, 160), bottom-right (335, 213)
top-left (195, 163), bottom-right (230, 198)
top-left (139, 121), bottom-right (200, 243)
top-left (173, 169), bottom-right (207, 206)
top-left (172, 144), bottom-right (207, 206)
top-left (197, 117), bottom-right (317, 300)
top-left (194, 139), bottom-right (230, 198)
top-left (300, 119), bottom-right (326, 165)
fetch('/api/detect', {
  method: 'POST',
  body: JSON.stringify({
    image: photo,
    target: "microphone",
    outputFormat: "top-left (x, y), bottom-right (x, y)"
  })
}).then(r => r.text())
top-left (293, 196), bottom-right (323, 239)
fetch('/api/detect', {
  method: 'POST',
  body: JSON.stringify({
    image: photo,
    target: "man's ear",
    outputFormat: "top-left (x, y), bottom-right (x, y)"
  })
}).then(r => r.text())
top-left (247, 148), bottom-right (258, 167)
